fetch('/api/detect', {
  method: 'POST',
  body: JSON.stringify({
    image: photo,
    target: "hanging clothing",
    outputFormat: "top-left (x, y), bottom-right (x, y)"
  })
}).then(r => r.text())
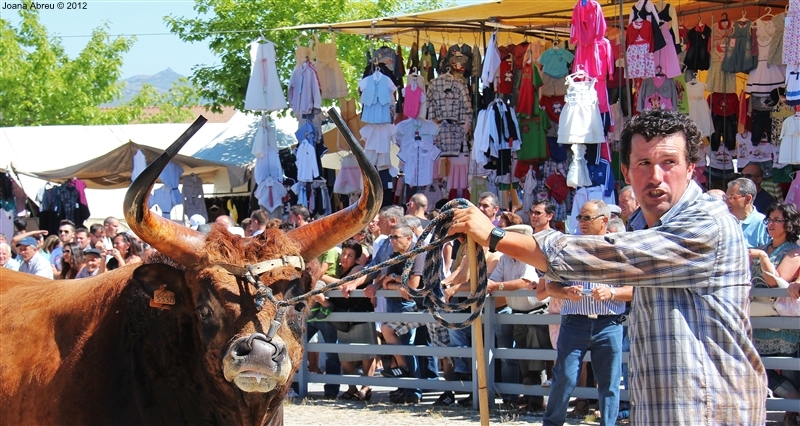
top-left (131, 149), bottom-right (147, 182)
top-left (296, 139), bottom-right (320, 182)
top-left (421, 42), bottom-right (439, 84)
top-left (707, 20), bottom-right (737, 94)
top-left (181, 173), bottom-right (207, 221)
top-left (398, 139), bottom-right (441, 187)
top-left (159, 162), bottom-right (184, 208)
top-left (358, 71), bottom-right (396, 124)
top-left (402, 75), bottom-right (427, 119)
top-left (768, 13), bottom-right (786, 66)
top-left (570, 0), bottom-right (607, 78)
top-left (538, 47), bottom-right (575, 79)
top-left (629, 0), bottom-right (667, 51)
top-left (244, 40), bottom-right (287, 111)
top-left (360, 123), bottom-right (396, 169)
top-left (396, 118), bottom-right (439, 147)
top-left (516, 61), bottom-right (542, 116)
top-left (314, 34), bottom-right (349, 99)
top-left (287, 61), bottom-right (322, 116)
top-left (746, 19), bottom-right (786, 96)
top-left (149, 186), bottom-right (177, 218)
top-left (655, 2), bottom-right (681, 53)
top-left (557, 74), bottom-right (605, 145)
top-left (427, 72), bottom-right (473, 124)
top-left (626, 20), bottom-right (657, 79)
top-left (255, 176), bottom-right (287, 212)
top-left (779, 116), bottom-right (800, 164)
top-left (722, 20), bottom-right (757, 74)
top-left (787, 64), bottom-right (800, 105)
top-left (684, 24), bottom-right (711, 71)
top-left (654, 21), bottom-right (683, 77)
top-left (637, 76), bottom-right (679, 111)
top-left (785, 0), bottom-right (800, 65)
top-left (686, 80), bottom-right (713, 137)
top-left (252, 116), bottom-right (283, 181)
top-left (333, 154), bottom-right (363, 195)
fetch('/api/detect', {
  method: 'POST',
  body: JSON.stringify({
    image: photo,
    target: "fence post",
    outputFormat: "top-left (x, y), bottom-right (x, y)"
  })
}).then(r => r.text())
top-left (483, 295), bottom-right (497, 407)
top-left (298, 328), bottom-right (308, 397)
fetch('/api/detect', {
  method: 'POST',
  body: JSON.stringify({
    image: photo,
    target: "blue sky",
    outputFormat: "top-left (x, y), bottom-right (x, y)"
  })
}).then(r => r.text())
top-left (3, 0), bottom-right (483, 80)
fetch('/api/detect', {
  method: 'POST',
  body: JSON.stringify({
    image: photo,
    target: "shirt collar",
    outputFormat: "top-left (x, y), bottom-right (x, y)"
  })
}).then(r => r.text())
top-left (628, 180), bottom-right (703, 231)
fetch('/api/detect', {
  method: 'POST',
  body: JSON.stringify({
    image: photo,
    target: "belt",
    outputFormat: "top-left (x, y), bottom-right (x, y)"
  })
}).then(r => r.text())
top-left (513, 306), bottom-right (548, 315)
top-left (568, 314), bottom-right (620, 320)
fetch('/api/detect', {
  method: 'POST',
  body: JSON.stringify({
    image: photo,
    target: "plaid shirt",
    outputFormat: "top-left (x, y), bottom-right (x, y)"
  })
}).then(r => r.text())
top-left (534, 181), bottom-right (767, 425)
top-left (427, 73), bottom-right (472, 125)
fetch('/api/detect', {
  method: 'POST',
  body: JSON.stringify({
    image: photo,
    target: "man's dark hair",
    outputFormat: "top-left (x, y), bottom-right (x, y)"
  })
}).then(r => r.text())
top-left (620, 109), bottom-right (702, 167)
top-left (75, 227), bottom-right (89, 235)
top-left (765, 202), bottom-right (800, 243)
top-left (250, 209), bottom-right (268, 225)
top-left (13, 218), bottom-right (26, 232)
top-left (289, 205), bottom-right (310, 221)
top-left (59, 219), bottom-right (76, 230)
top-left (89, 223), bottom-right (104, 235)
top-left (531, 199), bottom-right (556, 215)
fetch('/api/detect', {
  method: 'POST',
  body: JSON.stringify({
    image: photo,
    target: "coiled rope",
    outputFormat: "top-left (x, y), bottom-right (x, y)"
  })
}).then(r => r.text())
top-left (254, 198), bottom-right (488, 330)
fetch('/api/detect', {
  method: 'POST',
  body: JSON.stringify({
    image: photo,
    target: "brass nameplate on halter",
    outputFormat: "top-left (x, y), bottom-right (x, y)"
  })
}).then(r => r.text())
top-left (150, 285), bottom-right (176, 310)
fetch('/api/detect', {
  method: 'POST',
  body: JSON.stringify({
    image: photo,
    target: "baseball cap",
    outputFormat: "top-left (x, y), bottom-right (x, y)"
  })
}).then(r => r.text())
top-left (608, 204), bottom-right (622, 216)
top-left (15, 236), bottom-right (38, 248)
top-left (189, 214), bottom-right (207, 230)
top-left (83, 247), bottom-right (103, 257)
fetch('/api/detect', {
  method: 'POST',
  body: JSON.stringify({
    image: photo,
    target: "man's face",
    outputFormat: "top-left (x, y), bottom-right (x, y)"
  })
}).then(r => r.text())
top-left (622, 134), bottom-right (695, 226)
top-left (388, 230), bottom-right (413, 254)
top-left (528, 205), bottom-right (552, 230)
top-left (618, 190), bottom-right (639, 219)
top-left (577, 203), bottom-right (607, 236)
top-left (104, 219), bottom-right (119, 238)
top-left (288, 213), bottom-right (300, 226)
top-left (85, 255), bottom-right (101, 273)
top-left (741, 165), bottom-right (763, 189)
top-left (17, 244), bottom-right (36, 262)
top-left (74, 231), bottom-right (90, 249)
top-left (478, 198), bottom-right (498, 220)
top-left (724, 184), bottom-right (749, 217)
top-left (58, 225), bottom-right (74, 244)
top-left (405, 200), bottom-right (416, 215)
top-left (0, 246), bottom-right (10, 265)
top-left (377, 214), bottom-right (395, 235)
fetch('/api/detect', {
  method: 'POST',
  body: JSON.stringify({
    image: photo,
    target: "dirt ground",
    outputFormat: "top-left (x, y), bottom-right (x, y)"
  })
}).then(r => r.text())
top-left (284, 386), bottom-right (790, 425)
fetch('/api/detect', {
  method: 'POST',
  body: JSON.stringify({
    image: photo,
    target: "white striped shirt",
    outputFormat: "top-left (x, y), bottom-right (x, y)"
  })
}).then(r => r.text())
top-left (560, 281), bottom-right (626, 316)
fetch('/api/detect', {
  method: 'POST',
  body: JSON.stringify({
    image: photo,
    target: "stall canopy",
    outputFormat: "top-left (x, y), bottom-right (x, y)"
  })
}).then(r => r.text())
top-left (279, 0), bottom-right (787, 47)
top-left (23, 141), bottom-right (239, 189)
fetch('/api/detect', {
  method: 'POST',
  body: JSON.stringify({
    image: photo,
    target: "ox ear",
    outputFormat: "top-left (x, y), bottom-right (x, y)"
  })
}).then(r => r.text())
top-left (132, 264), bottom-right (189, 309)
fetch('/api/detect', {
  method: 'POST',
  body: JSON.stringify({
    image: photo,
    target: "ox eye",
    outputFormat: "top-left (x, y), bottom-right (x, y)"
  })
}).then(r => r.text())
top-left (294, 302), bottom-right (306, 312)
top-left (197, 305), bottom-right (213, 320)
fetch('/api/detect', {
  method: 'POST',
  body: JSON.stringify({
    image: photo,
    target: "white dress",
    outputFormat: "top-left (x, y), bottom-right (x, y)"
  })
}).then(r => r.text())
top-left (557, 75), bottom-right (605, 144)
top-left (779, 116), bottom-right (800, 164)
top-left (244, 40), bottom-right (287, 112)
top-left (686, 81), bottom-right (713, 137)
top-left (746, 19), bottom-right (786, 95)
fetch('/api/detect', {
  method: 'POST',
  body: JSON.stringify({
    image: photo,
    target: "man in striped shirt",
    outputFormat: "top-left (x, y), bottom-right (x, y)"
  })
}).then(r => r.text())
top-left (450, 109), bottom-right (767, 425)
top-left (543, 200), bottom-right (632, 426)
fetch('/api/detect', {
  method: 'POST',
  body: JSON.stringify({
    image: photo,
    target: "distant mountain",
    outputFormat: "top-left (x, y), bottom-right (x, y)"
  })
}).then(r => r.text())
top-left (104, 68), bottom-right (185, 107)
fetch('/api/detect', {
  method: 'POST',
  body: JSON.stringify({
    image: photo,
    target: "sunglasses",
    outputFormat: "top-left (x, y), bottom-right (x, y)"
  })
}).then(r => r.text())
top-left (764, 218), bottom-right (787, 224)
top-left (58, 230), bottom-right (71, 234)
top-left (576, 215), bottom-right (603, 222)
top-left (529, 211), bottom-right (545, 216)
top-left (388, 235), bottom-right (408, 240)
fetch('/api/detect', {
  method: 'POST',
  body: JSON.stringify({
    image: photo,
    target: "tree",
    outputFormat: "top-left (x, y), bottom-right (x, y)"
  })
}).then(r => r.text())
top-left (166, 0), bottom-right (448, 112)
top-left (0, 5), bottom-right (199, 126)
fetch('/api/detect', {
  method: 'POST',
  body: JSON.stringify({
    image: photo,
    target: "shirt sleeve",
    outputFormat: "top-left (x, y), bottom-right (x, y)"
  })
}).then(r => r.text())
top-left (533, 207), bottom-right (727, 288)
top-left (489, 255), bottom-right (507, 282)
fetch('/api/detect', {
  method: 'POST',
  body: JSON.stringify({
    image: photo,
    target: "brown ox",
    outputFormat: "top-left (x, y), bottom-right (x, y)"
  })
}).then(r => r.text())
top-left (0, 114), bottom-right (381, 425)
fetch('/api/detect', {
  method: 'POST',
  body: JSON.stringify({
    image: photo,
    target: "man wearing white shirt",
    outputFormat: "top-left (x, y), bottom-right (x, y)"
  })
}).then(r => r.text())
top-left (16, 237), bottom-right (53, 279)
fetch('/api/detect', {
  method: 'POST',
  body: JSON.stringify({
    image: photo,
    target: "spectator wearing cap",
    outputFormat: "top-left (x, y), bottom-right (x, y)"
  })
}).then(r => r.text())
top-left (726, 178), bottom-right (769, 248)
top-left (16, 236), bottom-right (53, 279)
top-left (0, 242), bottom-right (20, 271)
top-left (189, 214), bottom-right (206, 231)
top-left (741, 163), bottom-right (776, 214)
top-left (607, 205), bottom-right (622, 219)
top-left (76, 247), bottom-right (106, 278)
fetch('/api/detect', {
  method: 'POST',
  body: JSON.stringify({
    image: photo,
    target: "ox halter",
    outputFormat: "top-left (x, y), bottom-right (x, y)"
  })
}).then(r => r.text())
top-left (216, 256), bottom-right (305, 341)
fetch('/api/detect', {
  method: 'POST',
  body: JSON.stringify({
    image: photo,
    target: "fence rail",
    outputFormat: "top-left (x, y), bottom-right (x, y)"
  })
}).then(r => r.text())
top-left (295, 289), bottom-right (800, 413)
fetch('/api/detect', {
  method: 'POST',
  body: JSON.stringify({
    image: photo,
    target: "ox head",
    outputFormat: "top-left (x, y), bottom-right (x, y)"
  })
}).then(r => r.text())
top-left (123, 112), bottom-right (381, 421)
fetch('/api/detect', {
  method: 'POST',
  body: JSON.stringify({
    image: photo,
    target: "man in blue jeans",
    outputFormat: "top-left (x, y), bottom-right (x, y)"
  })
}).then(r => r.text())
top-left (543, 200), bottom-right (633, 426)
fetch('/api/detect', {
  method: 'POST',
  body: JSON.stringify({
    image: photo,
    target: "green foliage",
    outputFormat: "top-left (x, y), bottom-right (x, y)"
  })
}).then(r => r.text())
top-left (166, 0), bottom-right (450, 112)
top-left (0, 6), bottom-right (200, 126)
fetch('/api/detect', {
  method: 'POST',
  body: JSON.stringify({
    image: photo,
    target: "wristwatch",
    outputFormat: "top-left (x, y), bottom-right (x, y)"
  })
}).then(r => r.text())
top-left (609, 287), bottom-right (617, 300)
top-left (390, 273), bottom-right (399, 282)
top-left (498, 282), bottom-right (505, 291)
top-left (488, 227), bottom-right (505, 253)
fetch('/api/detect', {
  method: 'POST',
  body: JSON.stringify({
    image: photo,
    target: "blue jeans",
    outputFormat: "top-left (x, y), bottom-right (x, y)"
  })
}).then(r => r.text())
top-left (495, 306), bottom-right (520, 398)
top-left (306, 320), bottom-right (341, 396)
top-left (448, 326), bottom-right (472, 374)
top-left (543, 315), bottom-right (623, 426)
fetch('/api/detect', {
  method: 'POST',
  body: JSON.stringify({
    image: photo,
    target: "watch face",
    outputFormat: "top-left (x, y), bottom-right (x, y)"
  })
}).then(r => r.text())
top-left (492, 228), bottom-right (505, 238)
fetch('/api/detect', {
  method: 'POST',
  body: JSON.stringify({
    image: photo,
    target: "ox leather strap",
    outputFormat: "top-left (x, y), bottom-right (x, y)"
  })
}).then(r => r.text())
top-left (216, 256), bottom-right (305, 277)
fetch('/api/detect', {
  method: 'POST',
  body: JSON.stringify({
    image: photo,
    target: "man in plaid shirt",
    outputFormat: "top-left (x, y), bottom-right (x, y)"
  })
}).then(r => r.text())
top-left (450, 109), bottom-right (767, 425)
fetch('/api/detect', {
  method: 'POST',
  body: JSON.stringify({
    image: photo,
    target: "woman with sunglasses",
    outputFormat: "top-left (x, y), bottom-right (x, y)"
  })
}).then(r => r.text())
top-left (106, 232), bottom-right (143, 270)
top-left (58, 242), bottom-right (85, 280)
top-left (748, 202), bottom-right (800, 425)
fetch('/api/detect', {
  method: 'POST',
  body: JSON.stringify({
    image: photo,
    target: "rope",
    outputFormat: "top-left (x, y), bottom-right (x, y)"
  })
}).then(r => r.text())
top-left (270, 198), bottom-right (489, 329)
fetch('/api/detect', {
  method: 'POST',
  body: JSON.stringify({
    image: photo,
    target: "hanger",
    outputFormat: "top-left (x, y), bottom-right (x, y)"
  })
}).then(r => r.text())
top-left (720, 12), bottom-right (729, 23)
top-left (256, 30), bottom-right (267, 44)
top-left (760, 7), bottom-right (774, 20)
top-left (739, 10), bottom-right (748, 23)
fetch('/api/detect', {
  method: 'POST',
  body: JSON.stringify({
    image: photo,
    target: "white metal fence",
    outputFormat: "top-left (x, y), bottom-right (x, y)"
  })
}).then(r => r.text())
top-left (295, 288), bottom-right (800, 412)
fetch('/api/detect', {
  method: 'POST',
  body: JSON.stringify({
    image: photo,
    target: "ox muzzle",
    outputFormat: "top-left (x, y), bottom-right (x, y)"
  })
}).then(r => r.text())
top-left (222, 332), bottom-right (292, 393)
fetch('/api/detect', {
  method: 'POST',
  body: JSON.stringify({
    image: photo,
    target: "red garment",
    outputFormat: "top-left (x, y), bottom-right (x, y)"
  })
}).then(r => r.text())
top-left (539, 95), bottom-right (566, 122)
top-left (545, 173), bottom-right (568, 203)
top-left (513, 42), bottom-right (530, 70)
top-left (497, 58), bottom-right (514, 94)
top-left (707, 92), bottom-right (739, 116)
top-left (627, 20), bottom-right (655, 52)
top-left (516, 62), bottom-right (536, 115)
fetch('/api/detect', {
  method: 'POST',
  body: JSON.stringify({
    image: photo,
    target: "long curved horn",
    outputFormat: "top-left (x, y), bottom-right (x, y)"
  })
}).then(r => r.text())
top-left (288, 108), bottom-right (383, 261)
top-left (124, 117), bottom-right (208, 265)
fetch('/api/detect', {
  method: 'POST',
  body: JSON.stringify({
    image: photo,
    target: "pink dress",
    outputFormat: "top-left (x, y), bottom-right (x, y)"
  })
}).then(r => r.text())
top-left (570, 0), bottom-right (607, 78)
top-left (654, 23), bottom-right (683, 77)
